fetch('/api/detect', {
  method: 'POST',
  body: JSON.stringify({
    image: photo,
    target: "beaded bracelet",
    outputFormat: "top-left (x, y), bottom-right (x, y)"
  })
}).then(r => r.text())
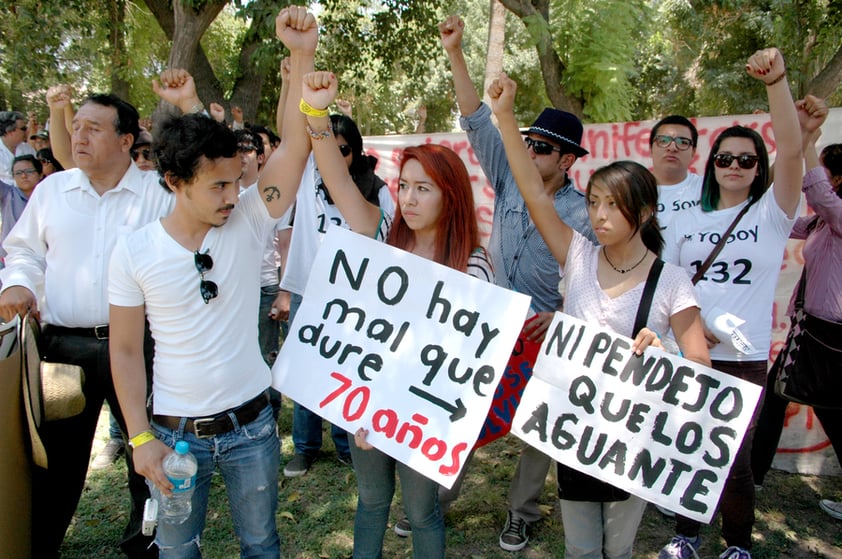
top-left (766, 73), bottom-right (786, 87)
top-left (299, 98), bottom-right (329, 118)
top-left (306, 125), bottom-right (332, 141)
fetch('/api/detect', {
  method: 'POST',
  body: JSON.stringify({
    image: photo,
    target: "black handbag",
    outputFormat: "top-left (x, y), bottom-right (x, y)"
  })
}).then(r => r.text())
top-left (774, 263), bottom-right (842, 409)
top-left (557, 259), bottom-right (664, 502)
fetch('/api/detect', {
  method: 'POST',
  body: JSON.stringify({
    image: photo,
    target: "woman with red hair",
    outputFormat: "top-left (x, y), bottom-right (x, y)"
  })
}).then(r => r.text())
top-left (301, 70), bottom-right (492, 559)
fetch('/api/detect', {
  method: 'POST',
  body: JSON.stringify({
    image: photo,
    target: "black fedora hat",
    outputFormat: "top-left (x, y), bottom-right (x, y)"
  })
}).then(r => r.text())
top-left (524, 108), bottom-right (588, 157)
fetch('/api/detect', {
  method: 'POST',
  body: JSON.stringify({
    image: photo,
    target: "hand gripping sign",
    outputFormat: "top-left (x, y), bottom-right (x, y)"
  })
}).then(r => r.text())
top-left (272, 227), bottom-right (530, 487)
top-left (511, 312), bottom-right (762, 523)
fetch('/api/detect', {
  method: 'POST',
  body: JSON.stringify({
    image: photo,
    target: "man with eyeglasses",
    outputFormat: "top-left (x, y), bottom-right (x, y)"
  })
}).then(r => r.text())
top-left (107, 9), bottom-right (313, 557)
top-left (0, 93), bottom-right (177, 558)
top-left (0, 110), bottom-right (37, 183)
top-left (438, 15), bottom-right (596, 552)
top-left (0, 155), bottom-right (43, 269)
top-left (649, 115), bottom-right (704, 234)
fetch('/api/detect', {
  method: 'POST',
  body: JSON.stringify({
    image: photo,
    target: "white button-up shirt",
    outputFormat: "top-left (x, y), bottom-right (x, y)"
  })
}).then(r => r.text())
top-left (0, 163), bottom-right (174, 327)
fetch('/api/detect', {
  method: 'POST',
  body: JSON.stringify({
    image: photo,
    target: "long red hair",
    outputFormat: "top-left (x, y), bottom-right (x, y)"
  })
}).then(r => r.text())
top-left (387, 144), bottom-right (479, 272)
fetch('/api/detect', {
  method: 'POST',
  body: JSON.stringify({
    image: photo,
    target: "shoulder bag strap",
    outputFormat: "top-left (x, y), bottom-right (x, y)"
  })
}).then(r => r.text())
top-left (691, 202), bottom-right (753, 285)
top-left (793, 216), bottom-right (819, 310)
top-left (632, 258), bottom-right (665, 337)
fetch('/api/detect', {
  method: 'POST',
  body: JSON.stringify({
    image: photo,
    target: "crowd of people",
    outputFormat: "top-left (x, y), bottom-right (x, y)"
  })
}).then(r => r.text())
top-left (1, 6), bottom-right (839, 559)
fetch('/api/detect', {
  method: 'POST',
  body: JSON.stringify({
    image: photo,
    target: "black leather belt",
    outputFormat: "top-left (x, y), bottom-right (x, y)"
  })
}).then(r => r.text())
top-left (45, 324), bottom-right (110, 340)
top-left (153, 391), bottom-right (269, 438)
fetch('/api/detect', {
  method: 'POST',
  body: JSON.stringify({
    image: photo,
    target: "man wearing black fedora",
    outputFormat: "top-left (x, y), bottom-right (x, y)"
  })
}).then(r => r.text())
top-left (438, 15), bottom-right (597, 552)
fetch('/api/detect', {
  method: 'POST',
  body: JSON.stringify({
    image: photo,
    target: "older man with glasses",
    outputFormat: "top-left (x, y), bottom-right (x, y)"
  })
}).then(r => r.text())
top-left (0, 93), bottom-right (176, 558)
top-left (0, 111), bottom-right (37, 183)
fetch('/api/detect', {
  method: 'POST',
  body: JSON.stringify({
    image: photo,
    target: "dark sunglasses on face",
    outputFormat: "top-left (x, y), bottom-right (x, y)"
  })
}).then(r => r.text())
top-left (338, 144), bottom-right (352, 157)
top-left (38, 158), bottom-right (52, 165)
top-left (653, 134), bottom-right (693, 151)
top-left (524, 137), bottom-right (562, 155)
top-left (713, 153), bottom-right (760, 170)
top-left (194, 250), bottom-right (219, 304)
top-left (131, 148), bottom-right (152, 161)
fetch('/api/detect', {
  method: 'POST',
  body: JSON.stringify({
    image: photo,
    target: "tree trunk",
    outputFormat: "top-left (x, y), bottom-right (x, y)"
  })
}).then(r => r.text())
top-left (499, 0), bottom-right (584, 118)
top-left (482, 0), bottom-right (507, 109)
top-left (807, 43), bottom-right (842, 99)
top-left (108, 0), bottom-right (130, 101)
top-left (142, 0), bottom-right (228, 127)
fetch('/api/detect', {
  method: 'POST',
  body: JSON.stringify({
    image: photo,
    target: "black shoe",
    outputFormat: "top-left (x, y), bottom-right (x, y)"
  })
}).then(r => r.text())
top-left (498, 511), bottom-right (528, 551)
top-left (283, 453), bottom-right (314, 477)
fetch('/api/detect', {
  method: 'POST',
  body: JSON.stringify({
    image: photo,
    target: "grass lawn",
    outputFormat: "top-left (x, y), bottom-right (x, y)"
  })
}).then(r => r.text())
top-left (61, 401), bottom-right (842, 558)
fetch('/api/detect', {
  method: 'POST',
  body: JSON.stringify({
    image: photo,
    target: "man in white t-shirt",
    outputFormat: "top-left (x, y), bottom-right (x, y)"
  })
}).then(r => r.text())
top-left (0, 110), bottom-right (37, 183)
top-left (650, 115), bottom-right (703, 235)
top-left (108, 9), bottom-right (313, 557)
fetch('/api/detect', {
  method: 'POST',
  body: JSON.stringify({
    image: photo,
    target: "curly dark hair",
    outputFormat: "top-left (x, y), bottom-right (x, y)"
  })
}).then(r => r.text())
top-left (153, 114), bottom-right (238, 191)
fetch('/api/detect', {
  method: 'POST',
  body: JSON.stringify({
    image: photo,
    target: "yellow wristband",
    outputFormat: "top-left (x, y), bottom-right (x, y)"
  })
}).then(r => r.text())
top-left (129, 430), bottom-right (156, 449)
top-left (299, 98), bottom-right (329, 118)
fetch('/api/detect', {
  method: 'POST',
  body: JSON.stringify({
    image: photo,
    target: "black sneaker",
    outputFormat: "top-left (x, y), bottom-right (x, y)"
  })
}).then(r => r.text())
top-left (283, 453), bottom-right (314, 477)
top-left (498, 511), bottom-right (528, 552)
top-left (338, 453), bottom-right (353, 467)
top-left (393, 516), bottom-right (411, 537)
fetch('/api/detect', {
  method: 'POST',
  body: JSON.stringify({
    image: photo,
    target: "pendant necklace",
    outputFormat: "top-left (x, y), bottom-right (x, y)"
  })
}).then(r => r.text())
top-left (603, 246), bottom-right (647, 274)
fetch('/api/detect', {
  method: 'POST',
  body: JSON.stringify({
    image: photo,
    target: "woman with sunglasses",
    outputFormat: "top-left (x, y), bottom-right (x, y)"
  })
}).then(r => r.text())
top-left (301, 70), bottom-right (493, 559)
top-left (658, 49), bottom-right (805, 559)
top-left (489, 73), bottom-right (709, 559)
top-left (36, 148), bottom-right (65, 176)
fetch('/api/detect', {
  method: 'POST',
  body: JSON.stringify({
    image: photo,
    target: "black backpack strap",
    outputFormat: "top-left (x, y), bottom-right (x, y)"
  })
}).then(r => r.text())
top-left (632, 258), bottom-right (664, 337)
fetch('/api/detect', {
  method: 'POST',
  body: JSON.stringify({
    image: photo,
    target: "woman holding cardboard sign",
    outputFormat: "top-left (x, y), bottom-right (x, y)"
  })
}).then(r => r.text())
top-left (301, 70), bottom-right (493, 559)
top-left (488, 74), bottom-right (710, 559)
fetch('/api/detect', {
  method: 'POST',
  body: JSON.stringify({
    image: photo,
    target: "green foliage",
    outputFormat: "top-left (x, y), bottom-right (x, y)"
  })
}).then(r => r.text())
top-left (1, 0), bottom-right (840, 132)
top-left (315, 0), bottom-right (450, 135)
top-left (555, 0), bottom-right (648, 122)
top-left (123, 2), bottom-right (171, 118)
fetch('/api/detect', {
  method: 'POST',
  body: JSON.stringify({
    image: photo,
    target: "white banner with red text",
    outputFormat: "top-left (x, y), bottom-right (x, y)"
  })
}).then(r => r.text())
top-left (364, 108), bottom-right (842, 477)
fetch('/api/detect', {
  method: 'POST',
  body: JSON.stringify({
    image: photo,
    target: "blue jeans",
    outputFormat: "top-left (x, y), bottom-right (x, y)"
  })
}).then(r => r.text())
top-left (288, 292), bottom-right (351, 458)
top-left (258, 284), bottom-right (282, 418)
top-left (151, 403), bottom-right (281, 559)
top-left (348, 433), bottom-right (445, 558)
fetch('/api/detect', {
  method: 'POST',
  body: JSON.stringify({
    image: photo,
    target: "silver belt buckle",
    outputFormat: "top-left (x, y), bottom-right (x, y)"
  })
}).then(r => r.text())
top-left (94, 325), bottom-right (109, 340)
top-left (192, 417), bottom-right (215, 438)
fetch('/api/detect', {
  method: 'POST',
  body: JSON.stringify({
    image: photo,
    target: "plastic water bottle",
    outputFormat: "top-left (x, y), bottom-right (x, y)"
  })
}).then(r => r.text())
top-left (160, 440), bottom-right (198, 524)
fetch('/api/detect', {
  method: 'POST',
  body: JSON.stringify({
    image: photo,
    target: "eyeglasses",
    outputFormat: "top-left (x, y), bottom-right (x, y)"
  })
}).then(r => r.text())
top-left (131, 148), bottom-right (152, 161)
top-left (524, 137), bottom-right (561, 155)
top-left (653, 134), bottom-right (693, 151)
top-left (338, 144), bottom-right (352, 157)
top-left (194, 250), bottom-right (218, 304)
top-left (713, 153), bottom-right (760, 170)
top-left (13, 168), bottom-right (39, 177)
top-left (38, 158), bottom-right (52, 165)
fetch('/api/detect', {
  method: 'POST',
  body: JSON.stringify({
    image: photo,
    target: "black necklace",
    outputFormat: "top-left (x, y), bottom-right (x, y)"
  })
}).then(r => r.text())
top-left (603, 246), bottom-right (648, 274)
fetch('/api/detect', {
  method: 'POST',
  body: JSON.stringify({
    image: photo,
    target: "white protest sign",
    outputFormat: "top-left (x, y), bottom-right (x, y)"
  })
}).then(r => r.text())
top-left (511, 312), bottom-right (762, 523)
top-left (272, 227), bottom-right (531, 487)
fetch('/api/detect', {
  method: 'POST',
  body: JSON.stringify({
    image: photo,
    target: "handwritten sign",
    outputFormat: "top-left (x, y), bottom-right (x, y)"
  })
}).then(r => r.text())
top-left (511, 312), bottom-right (762, 523)
top-left (272, 227), bottom-right (530, 487)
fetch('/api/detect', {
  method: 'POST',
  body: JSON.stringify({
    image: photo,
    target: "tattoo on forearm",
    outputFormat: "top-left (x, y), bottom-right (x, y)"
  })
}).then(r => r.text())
top-left (263, 185), bottom-right (281, 202)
